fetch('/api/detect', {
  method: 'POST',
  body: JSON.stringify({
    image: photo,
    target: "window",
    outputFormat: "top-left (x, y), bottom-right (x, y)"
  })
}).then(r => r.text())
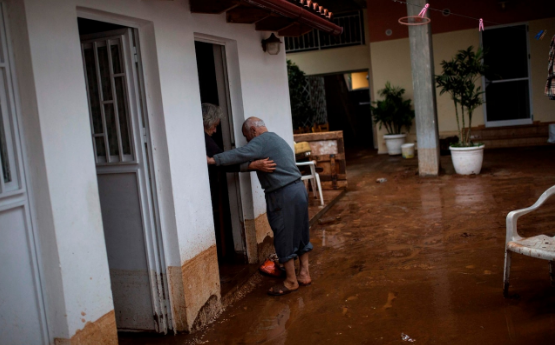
top-left (481, 24), bottom-right (533, 126)
top-left (82, 36), bottom-right (134, 164)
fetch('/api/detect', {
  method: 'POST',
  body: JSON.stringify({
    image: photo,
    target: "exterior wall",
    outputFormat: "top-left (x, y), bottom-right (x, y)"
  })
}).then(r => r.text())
top-left (370, 19), bottom-right (555, 153)
top-left (289, 44), bottom-right (371, 75)
top-left (8, 0), bottom-right (293, 342)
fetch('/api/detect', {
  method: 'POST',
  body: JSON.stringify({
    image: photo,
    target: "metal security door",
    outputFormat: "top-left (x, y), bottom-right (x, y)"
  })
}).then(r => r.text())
top-left (81, 28), bottom-right (169, 332)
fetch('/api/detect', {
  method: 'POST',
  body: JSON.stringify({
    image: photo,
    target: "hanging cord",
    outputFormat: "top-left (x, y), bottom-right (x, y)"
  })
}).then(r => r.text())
top-left (391, 0), bottom-right (519, 28)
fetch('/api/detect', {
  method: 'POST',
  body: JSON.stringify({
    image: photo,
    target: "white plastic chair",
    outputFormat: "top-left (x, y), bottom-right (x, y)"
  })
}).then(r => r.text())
top-left (504, 185), bottom-right (555, 297)
top-left (296, 161), bottom-right (324, 207)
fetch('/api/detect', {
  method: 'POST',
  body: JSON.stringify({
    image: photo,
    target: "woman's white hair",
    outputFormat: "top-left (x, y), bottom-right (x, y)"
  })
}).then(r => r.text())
top-left (202, 103), bottom-right (223, 129)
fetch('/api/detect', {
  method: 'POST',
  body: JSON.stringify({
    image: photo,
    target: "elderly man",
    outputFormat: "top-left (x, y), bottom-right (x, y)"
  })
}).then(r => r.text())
top-left (202, 103), bottom-right (275, 172)
top-left (207, 117), bottom-right (312, 296)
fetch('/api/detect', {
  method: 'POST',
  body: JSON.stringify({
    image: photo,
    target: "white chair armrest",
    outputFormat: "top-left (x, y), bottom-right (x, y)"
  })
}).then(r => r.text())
top-left (296, 161), bottom-right (316, 166)
top-left (506, 185), bottom-right (555, 243)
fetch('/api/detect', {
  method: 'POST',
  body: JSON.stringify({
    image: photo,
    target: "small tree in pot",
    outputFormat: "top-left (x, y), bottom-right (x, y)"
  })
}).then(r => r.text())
top-left (435, 46), bottom-right (487, 174)
top-left (371, 82), bottom-right (415, 155)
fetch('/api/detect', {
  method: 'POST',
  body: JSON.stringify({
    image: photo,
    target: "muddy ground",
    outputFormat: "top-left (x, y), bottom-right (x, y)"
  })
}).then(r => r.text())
top-left (122, 146), bottom-right (555, 344)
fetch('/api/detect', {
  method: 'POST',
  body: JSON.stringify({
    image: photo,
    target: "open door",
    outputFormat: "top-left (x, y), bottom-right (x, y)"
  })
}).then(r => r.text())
top-left (212, 44), bottom-right (247, 258)
top-left (80, 25), bottom-right (170, 332)
top-left (195, 40), bottom-right (251, 295)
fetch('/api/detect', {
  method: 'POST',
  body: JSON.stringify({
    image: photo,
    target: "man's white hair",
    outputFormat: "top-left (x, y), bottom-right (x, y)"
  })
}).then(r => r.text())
top-left (242, 117), bottom-right (266, 132)
top-left (202, 103), bottom-right (223, 129)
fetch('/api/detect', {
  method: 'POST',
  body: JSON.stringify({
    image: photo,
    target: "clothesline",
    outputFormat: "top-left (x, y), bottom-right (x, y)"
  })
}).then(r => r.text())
top-left (391, 0), bottom-right (545, 36)
top-left (392, 0), bottom-right (498, 25)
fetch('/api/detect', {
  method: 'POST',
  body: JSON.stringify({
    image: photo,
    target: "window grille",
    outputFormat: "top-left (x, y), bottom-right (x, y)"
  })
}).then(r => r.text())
top-left (285, 11), bottom-right (365, 53)
top-left (82, 37), bottom-right (134, 164)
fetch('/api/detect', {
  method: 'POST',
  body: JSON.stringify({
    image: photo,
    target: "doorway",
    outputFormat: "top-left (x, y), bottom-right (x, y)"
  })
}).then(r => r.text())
top-left (78, 18), bottom-right (170, 333)
top-left (194, 40), bottom-right (251, 296)
top-left (482, 24), bottom-right (533, 127)
top-left (324, 71), bottom-right (374, 148)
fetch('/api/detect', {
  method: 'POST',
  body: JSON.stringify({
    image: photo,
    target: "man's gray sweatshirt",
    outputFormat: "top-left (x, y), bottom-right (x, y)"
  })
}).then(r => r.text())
top-left (213, 132), bottom-right (301, 193)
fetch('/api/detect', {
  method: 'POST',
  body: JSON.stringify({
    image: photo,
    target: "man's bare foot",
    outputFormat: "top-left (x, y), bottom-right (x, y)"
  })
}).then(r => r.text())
top-left (268, 279), bottom-right (298, 295)
top-left (297, 272), bottom-right (311, 286)
top-left (284, 279), bottom-right (299, 290)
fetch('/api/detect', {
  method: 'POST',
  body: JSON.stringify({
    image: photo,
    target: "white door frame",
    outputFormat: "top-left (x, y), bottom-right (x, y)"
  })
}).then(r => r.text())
top-left (480, 22), bottom-right (534, 128)
top-left (194, 33), bottom-right (257, 262)
top-left (78, 16), bottom-right (171, 332)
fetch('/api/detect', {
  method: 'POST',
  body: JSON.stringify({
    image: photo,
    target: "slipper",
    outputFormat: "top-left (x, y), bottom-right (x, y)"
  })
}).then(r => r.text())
top-left (268, 283), bottom-right (297, 296)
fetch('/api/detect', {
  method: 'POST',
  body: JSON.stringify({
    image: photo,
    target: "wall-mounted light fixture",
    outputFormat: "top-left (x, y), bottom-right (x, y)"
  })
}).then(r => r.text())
top-left (261, 33), bottom-right (282, 55)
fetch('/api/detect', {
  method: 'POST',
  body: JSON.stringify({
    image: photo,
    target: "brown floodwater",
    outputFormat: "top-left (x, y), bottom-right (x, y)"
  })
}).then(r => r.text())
top-left (121, 146), bottom-right (555, 345)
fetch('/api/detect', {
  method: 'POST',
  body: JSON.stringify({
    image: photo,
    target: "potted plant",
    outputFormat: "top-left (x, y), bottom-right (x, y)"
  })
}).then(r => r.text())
top-left (370, 82), bottom-right (415, 155)
top-left (435, 46), bottom-right (487, 175)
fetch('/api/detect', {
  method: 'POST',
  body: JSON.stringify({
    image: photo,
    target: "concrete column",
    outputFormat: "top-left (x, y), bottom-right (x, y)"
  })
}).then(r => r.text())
top-left (406, 0), bottom-right (440, 176)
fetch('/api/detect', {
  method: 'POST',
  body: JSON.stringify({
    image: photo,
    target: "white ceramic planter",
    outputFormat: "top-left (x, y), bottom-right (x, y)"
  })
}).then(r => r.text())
top-left (450, 145), bottom-right (485, 175)
top-left (384, 134), bottom-right (406, 155)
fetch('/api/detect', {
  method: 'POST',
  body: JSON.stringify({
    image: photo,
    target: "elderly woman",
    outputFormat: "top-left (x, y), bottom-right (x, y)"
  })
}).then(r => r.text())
top-left (203, 103), bottom-right (275, 173)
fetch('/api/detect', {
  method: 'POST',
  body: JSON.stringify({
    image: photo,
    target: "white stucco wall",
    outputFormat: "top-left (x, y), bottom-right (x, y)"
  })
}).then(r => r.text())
top-left (10, 0), bottom-right (293, 341)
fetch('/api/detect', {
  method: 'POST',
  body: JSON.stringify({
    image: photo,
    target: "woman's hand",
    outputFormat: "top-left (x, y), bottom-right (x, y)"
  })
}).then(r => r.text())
top-left (207, 156), bottom-right (216, 165)
top-left (249, 158), bottom-right (276, 173)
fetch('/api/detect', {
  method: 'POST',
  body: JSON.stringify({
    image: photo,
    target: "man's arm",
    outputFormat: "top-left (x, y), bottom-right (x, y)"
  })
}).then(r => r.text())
top-left (206, 157), bottom-right (276, 173)
top-left (212, 139), bottom-right (263, 166)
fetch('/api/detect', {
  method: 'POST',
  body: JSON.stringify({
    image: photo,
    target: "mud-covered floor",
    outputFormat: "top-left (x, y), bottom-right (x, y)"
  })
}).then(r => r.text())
top-left (122, 146), bottom-right (555, 344)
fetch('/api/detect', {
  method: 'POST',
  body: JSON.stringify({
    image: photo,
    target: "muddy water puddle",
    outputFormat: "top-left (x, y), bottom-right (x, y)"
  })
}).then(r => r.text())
top-left (120, 147), bottom-right (555, 345)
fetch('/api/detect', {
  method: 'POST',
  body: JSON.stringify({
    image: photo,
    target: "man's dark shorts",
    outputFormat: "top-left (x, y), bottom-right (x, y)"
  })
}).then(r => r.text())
top-left (265, 180), bottom-right (313, 263)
